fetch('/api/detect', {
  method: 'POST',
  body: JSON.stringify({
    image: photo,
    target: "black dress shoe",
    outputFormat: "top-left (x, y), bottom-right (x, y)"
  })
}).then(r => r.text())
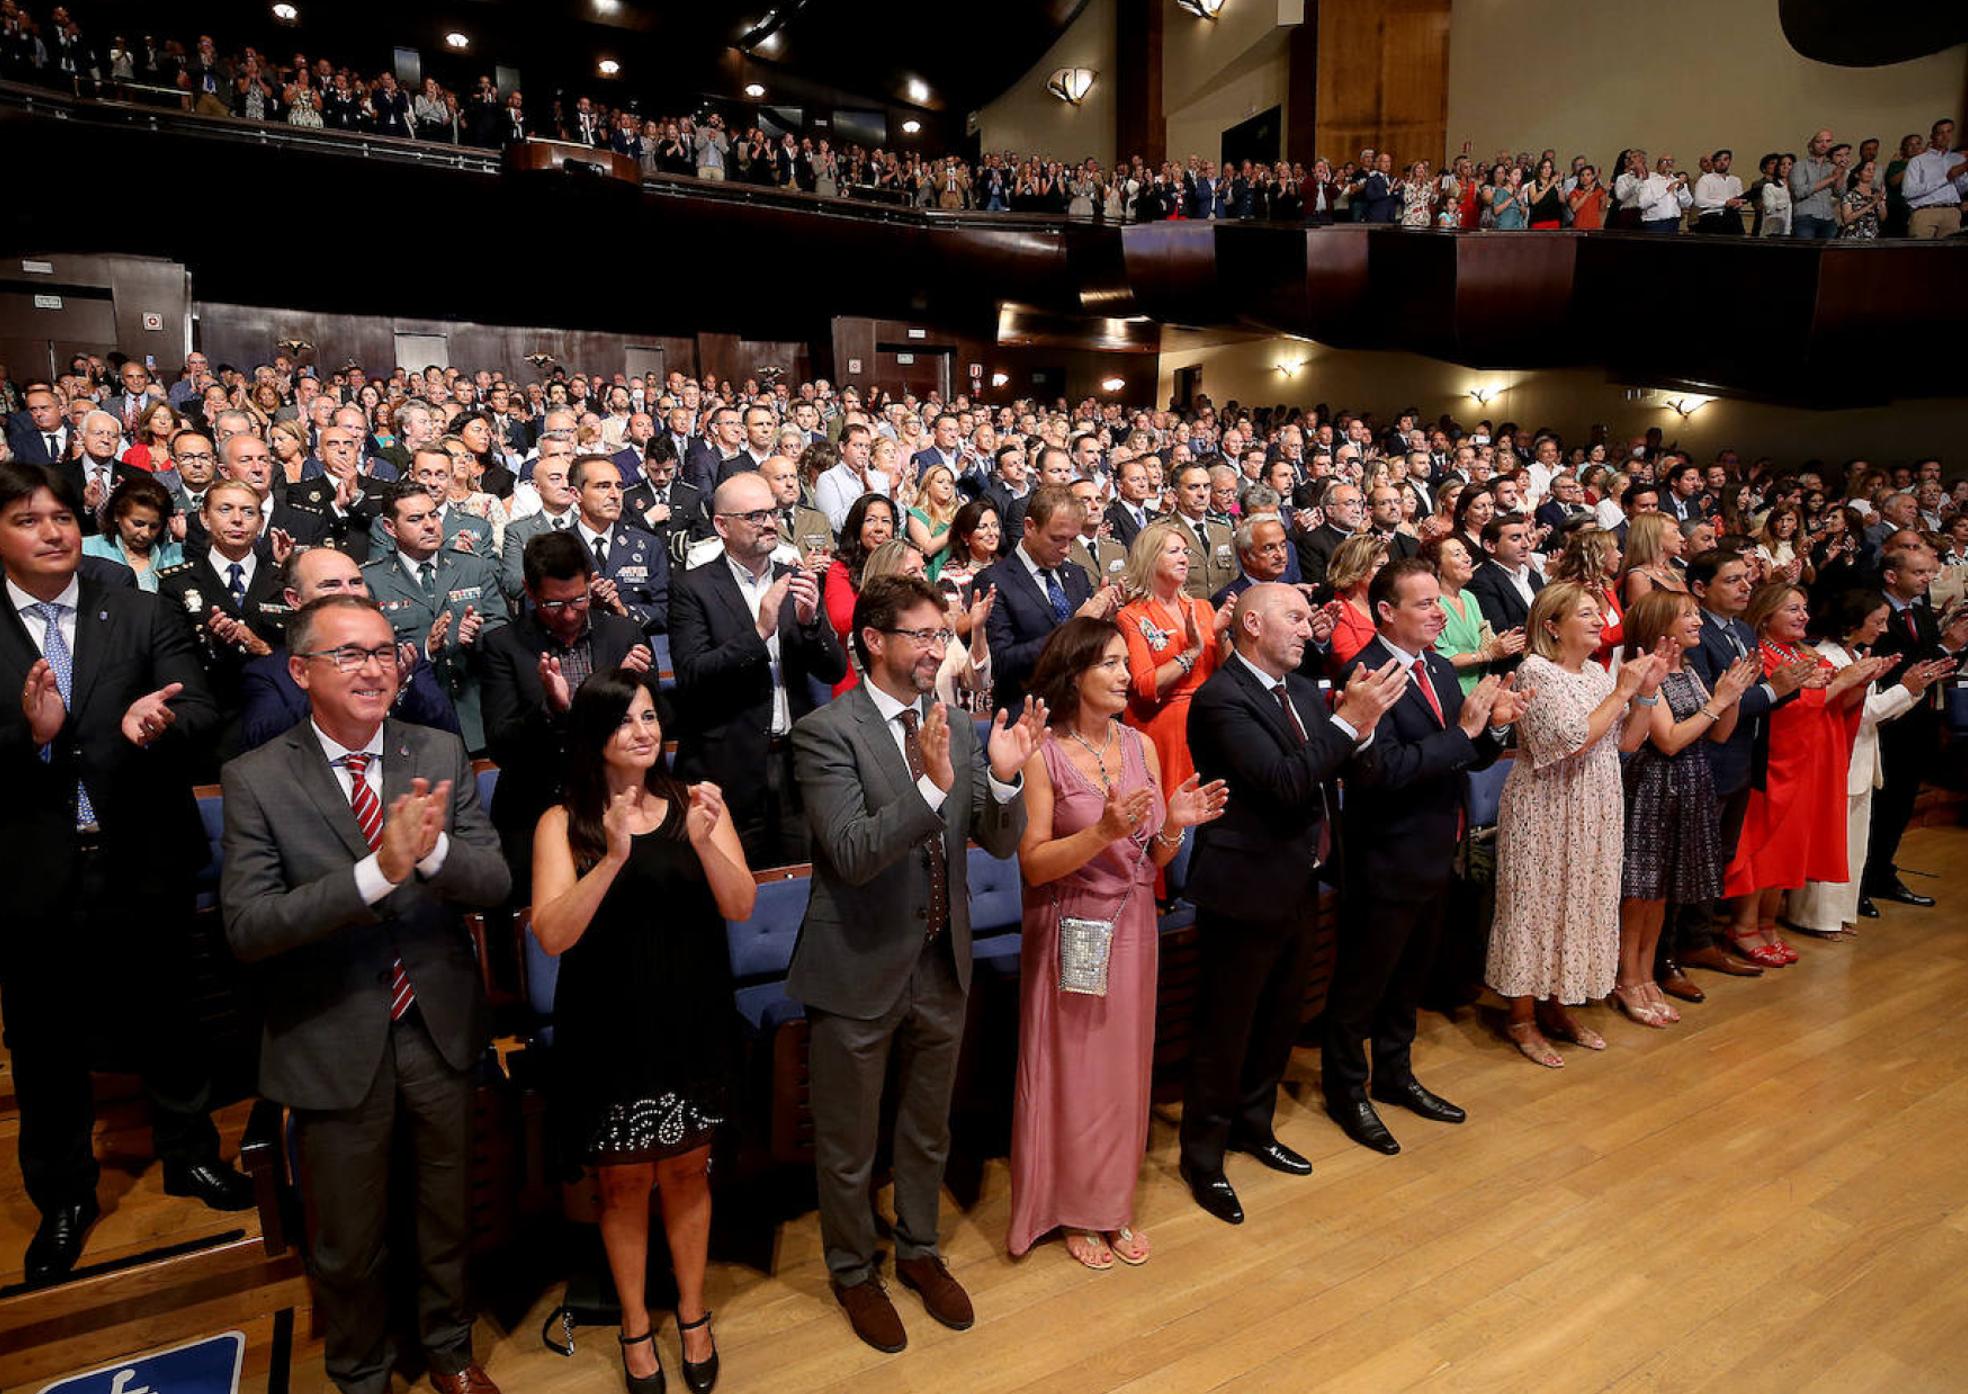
top-left (163, 1160), bottom-right (256, 1212)
top-left (1857, 896), bottom-right (1880, 919)
top-left (24, 1198), bottom-right (99, 1285)
top-left (1230, 1136), bottom-right (1313, 1176)
top-left (1371, 1077), bottom-right (1467, 1125)
top-left (1869, 880), bottom-right (1934, 908)
top-left (1330, 1097), bottom-right (1400, 1155)
top-left (1179, 1163), bottom-right (1244, 1224)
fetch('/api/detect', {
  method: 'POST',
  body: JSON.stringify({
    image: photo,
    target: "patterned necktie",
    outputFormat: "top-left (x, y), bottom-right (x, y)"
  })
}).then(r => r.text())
top-left (343, 753), bottom-right (416, 1021)
top-left (1042, 568), bottom-right (1070, 624)
top-left (30, 601), bottom-right (98, 827)
top-left (1411, 657), bottom-right (1446, 727)
top-left (226, 561), bottom-right (246, 608)
top-left (895, 708), bottom-right (949, 938)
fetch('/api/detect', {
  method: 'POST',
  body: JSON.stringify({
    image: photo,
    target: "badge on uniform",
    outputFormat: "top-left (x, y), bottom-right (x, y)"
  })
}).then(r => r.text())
top-left (447, 587), bottom-right (481, 602)
top-left (183, 588), bottom-right (203, 613)
top-left (619, 565), bottom-right (648, 582)
top-left (1214, 544), bottom-right (1234, 564)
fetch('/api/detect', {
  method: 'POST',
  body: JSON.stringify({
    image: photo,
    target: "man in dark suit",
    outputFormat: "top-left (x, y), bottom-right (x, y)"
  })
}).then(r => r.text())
top-left (222, 594), bottom-right (510, 1394)
top-left (978, 484), bottom-right (1117, 711)
top-left (621, 438), bottom-right (706, 558)
top-left (480, 531), bottom-right (649, 899)
top-left (1534, 472), bottom-right (1592, 534)
top-left (791, 574), bottom-right (1035, 1354)
top-left (669, 472), bottom-right (846, 867)
top-left (6, 383), bottom-right (72, 466)
top-left (238, 546), bottom-right (459, 751)
top-left (683, 405), bottom-right (747, 497)
top-left (1331, 560), bottom-right (1521, 1153)
top-left (1366, 483), bottom-right (1421, 561)
top-left (572, 453), bottom-right (669, 636)
top-left (1865, 544), bottom-right (1968, 906)
top-left (1104, 457), bottom-right (1158, 551)
top-left (62, 409), bottom-right (144, 535)
top-left (1295, 480), bottom-right (1363, 589)
top-left (910, 413), bottom-right (965, 479)
top-left (978, 444), bottom-right (1033, 554)
top-left (1465, 515), bottom-right (1545, 637)
top-left (609, 411), bottom-right (656, 486)
top-left (1178, 583), bottom-right (1405, 1224)
top-left (1679, 550), bottom-right (1812, 980)
top-left (0, 461), bottom-right (252, 1285)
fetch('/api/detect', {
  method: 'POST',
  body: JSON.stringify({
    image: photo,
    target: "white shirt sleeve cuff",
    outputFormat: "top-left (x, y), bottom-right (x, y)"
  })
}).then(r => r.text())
top-left (1329, 714), bottom-right (1361, 744)
top-left (915, 774), bottom-right (948, 812)
top-left (417, 830), bottom-right (450, 879)
top-left (987, 771), bottom-right (1022, 803)
top-left (354, 853), bottom-right (396, 905)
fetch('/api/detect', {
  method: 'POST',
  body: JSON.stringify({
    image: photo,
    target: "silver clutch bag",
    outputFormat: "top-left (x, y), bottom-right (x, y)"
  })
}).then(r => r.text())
top-left (1057, 914), bottom-right (1117, 997)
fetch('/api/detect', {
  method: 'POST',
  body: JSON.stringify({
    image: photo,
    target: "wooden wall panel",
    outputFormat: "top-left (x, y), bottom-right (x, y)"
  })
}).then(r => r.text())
top-left (1314, 0), bottom-right (1451, 167)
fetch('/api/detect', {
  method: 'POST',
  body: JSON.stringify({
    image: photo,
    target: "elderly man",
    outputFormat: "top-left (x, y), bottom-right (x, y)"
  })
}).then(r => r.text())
top-left (1296, 480), bottom-right (1365, 588)
top-left (63, 409), bottom-right (141, 533)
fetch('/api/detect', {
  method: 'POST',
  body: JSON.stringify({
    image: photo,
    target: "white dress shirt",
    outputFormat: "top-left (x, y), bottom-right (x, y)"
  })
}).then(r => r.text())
top-left (725, 552), bottom-right (791, 735)
top-left (864, 680), bottom-right (1020, 814)
top-left (1901, 147), bottom-right (1965, 209)
top-left (310, 719), bottom-right (450, 903)
top-left (814, 463), bottom-right (892, 534)
top-left (9, 574), bottom-right (80, 656)
top-left (206, 546), bottom-right (258, 597)
top-left (1693, 171), bottom-right (1742, 213)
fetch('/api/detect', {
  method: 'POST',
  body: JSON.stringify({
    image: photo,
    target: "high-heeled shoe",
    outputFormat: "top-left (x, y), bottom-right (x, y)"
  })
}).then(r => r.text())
top-left (675, 1310), bottom-right (719, 1394)
top-left (1726, 927), bottom-right (1787, 968)
top-left (1612, 984), bottom-right (1665, 1028)
top-left (1642, 982), bottom-right (1680, 1024)
top-left (1760, 925), bottom-right (1799, 966)
top-left (618, 1329), bottom-right (665, 1394)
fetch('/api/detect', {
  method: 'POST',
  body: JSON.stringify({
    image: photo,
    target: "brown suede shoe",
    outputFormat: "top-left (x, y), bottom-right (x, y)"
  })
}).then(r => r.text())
top-left (431, 1365), bottom-right (499, 1394)
top-left (1679, 944), bottom-right (1762, 977)
top-left (833, 1276), bottom-right (908, 1353)
top-left (895, 1254), bottom-right (974, 1331)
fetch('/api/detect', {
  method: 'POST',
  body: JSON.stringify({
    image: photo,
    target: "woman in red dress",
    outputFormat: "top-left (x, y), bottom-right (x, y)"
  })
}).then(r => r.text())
top-left (121, 400), bottom-right (182, 473)
top-left (820, 492), bottom-right (898, 696)
top-left (1322, 533), bottom-right (1388, 674)
top-left (1115, 520), bottom-right (1228, 796)
top-left (1723, 584), bottom-right (1889, 965)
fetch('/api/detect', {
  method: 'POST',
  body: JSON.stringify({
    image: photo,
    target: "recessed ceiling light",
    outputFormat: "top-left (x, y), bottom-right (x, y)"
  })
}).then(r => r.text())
top-left (744, 83), bottom-right (765, 98)
top-left (444, 31), bottom-right (469, 49)
top-left (906, 78), bottom-right (929, 103)
top-left (271, 2), bottom-right (299, 20)
top-left (901, 119), bottom-right (921, 135)
top-left (598, 58), bottom-right (620, 75)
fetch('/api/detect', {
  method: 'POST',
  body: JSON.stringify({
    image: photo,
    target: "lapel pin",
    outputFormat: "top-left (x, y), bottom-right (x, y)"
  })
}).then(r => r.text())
top-left (398, 744), bottom-right (410, 757)
top-left (98, 610), bottom-right (109, 620)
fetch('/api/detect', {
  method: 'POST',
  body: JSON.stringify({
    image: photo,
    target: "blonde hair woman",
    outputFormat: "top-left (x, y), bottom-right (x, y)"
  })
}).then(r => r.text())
top-left (860, 539), bottom-right (995, 710)
top-left (439, 434), bottom-right (506, 556)
top-left (1551, 526), bottom-right (1627, 668)
top-left (1618, 512), bottom-right (1686, 608)
top-left (905, 462), bottom-right (962, 579)
top-left (268, 418), bottom-right (312, 487)
top-left (1115, 520), bottom-right (1230, 797)
top-left (1324, 533), bottom-right (1390, 672)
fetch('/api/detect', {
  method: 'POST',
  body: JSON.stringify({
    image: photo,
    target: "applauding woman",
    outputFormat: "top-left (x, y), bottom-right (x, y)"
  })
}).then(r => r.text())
top-left (1008, 619), bottom-right (1226, 1269)
top-left (1117, 520), bottom-right (1230, 795)
top-left (531, 671), bottom-right (756, 1394)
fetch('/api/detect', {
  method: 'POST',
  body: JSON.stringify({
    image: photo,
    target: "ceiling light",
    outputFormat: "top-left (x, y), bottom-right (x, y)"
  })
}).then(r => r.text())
top-left (598, 58), bottom-right (621, 76)
top-left (1176, 0), bottom-right (1226, 18)
top-left (1046, 67), bottom-right (1097, 106)
top-left (901, 119), bottom-right (921, 135)
top-left (744, 82), bottom-right (765, 98)
top-left (906, 78), bottom-right (930, 103)
top-left (271, 3), bottom-right (299, 21)
top-left (444, 31), bottom-right (470, 49)
top-left (1101, 376), bottom-right (1126, 393)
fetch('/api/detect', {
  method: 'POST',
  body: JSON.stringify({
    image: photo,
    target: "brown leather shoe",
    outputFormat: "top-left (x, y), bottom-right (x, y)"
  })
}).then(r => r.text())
top-left (895, 1254), bottom-right (975, 1331)
top-left (832, 1276), bottom-right (907, 1353)
top-left (431, 1365), bottom-right (499, 1394)
top-left (1679, 944), bottom-right (1762, 977)
top-left (1658, 960), bottom-right (1705, 1003)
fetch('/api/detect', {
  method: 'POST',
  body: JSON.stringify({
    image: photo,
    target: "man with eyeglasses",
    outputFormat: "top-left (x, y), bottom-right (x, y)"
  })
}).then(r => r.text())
top-left (571, 453), bottom-right (668, 637)
top-left (1295, 480), bottom-right (1365, 590)
top-left (361, 482), bottom-right (511, 752)
top-left (669, 471), bottom-right (846, 866)
top-left (0, 460), bottom-right (251, 1286)
top-left (683, 404), bottom-right (747, 497)
top-left (221, 593), bottom-right (509, 1394)
top-left (481, 530), bottom-right (652, 897)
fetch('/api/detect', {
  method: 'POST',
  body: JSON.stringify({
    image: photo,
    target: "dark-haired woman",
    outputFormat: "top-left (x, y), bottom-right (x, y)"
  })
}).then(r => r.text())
top-left (821, 492), bottom-right (898, 696)
top-left (532, 671), bottom-right (755, 1394)
top-left (1007, 619), bottom-right (1225, 1269)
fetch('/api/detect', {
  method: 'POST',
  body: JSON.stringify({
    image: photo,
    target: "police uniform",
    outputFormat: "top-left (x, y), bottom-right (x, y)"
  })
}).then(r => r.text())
top-left (576, 520), bottom-right (670, 636)
top-left (1171, 514), bottom-right (1240, 600)
top-left (360, 549), bottom-right (511, 753)
top-left (1069, 536), bottom-right (1129, 592)
top-left (156, 552), bottom-right (292, 766)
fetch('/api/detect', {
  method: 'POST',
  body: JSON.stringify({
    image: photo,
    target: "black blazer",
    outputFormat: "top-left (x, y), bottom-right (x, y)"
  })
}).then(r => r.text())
top-left (58, 457), bottom-right (144, 535)
top-left (1183, 657), bottom-right (1363, 923)
top-left (5, 416), bottom-right (69, 465)
top-left (479, 610), bottom-right (646, 889)
top-left (1339, 636), bottom-right (1501, 903)
top-left (0, 573), bottom-right (218, 932)
top-left (622, 478), bottom-right (708, 552)
top-left (978, 550), bottom-right (1093, 711)
top-left (1686, 610), bottom-right (1791, 796)
top-left (667, 556), bottom-right (847, 788)
top-left (1104, 499), bottom-right (1154, 551)
top-left (1294, 522), bottom-right (1353, 589)
top-left (1466, 559), bottom-right (1544, 633)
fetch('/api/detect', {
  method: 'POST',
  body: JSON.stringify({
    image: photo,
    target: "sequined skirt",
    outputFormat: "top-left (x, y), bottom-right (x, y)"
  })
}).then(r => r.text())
top-left (586, 1091), bottom-right (724, 1165)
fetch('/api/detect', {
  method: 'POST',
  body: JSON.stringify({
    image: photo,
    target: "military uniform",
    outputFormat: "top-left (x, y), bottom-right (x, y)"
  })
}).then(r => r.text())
top-left (1069, 536), bottom-right (1129, 592)
top-left (360, 549), bottom-right (512, 752)
top-left (1169, 513), bottom-right (1240, 601)
top-left (578, 521), bottom-right (670, 636)
top-left (498, 507), bottom-right (579, 605)
top-left (366, 502), bottom-right (496, 563)
top-left (156, 551), bottom-right (292, 767)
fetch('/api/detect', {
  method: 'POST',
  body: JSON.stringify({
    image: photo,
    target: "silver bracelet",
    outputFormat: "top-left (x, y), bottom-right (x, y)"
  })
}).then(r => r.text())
top-left (1633, 694), bottom-right (1660, 706)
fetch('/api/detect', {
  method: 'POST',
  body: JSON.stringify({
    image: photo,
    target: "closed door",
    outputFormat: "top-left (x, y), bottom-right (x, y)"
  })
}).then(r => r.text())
top-left (624, 345), bottom-right (666, 388)
top-left (393, 331), bottom-right (449, 374)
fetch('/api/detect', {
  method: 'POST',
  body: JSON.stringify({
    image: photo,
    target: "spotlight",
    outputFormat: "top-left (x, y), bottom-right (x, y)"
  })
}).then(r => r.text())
top-left (444, 31), bottom-right (469, 49)
top-left (744, 82), bottom-right (765, 98)
top-left (901, 119), bottom-right (921, 135)
top-left (271, 3), bottom-right (299, 21)
top-left (906, 77), bottom-right (929, 103)
top-left (1176, 0), bottom-right (1226, 18)
top-left (1101, 376), bottom-right (1126, 393)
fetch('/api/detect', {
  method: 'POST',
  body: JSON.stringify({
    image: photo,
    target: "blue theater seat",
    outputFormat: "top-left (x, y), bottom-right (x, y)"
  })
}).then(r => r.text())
top-left (1466, 753), bottom-right (1513, 830)
top-left (474, 763), bottom-right (499, 819)
top-left (725, 869), bottom-right (814, 1032)
top-left (1946, 680), bottom-right (1968, 735)
top-left (195, 787), bottom-right (225, 912)
top-left (652, 633), bottom-right (675, 690)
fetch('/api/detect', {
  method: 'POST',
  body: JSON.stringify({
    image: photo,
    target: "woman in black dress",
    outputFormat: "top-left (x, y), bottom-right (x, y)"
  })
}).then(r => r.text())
top-left (532, 671), bottom-right (755, 1394)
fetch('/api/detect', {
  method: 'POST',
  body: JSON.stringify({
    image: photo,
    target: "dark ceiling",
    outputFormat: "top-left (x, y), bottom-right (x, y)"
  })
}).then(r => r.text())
top-left (79, 0), bottom-right (1086, 141)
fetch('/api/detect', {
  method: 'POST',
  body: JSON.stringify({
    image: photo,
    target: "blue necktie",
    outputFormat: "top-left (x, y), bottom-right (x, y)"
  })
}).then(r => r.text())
top-left (30, 602), bottom-right (98, 827)
top-left (1043, 567), bottom-right (1070, 624)
top-left (226, 561), bottom-right (246, 608)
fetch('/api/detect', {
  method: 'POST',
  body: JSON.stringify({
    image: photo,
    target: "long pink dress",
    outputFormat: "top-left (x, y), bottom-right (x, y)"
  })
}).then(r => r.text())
top-left (1006, 729), bottom-right (1163, 1257)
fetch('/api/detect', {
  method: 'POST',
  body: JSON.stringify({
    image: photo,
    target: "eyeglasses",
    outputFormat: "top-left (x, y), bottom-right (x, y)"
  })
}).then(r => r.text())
top-left (882, 626), bottom-right (955, 648)
top-left (297, 643), bottom-right (401, 673)
top-left (534, 594), bottom-right (592, 613)
top-left (716, 508), bottom-right (777, 527)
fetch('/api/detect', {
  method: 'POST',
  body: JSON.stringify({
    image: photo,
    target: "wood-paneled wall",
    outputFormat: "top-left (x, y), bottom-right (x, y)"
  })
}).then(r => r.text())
top-left (1314, 0), bottom-right (1451, 167)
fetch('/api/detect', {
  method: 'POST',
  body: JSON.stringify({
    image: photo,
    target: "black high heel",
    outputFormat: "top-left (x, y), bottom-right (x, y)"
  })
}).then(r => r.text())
top-left (618, 1329), bottom-right (665, 1394)
top-left (675, 1310), bottom-right (719, 1394)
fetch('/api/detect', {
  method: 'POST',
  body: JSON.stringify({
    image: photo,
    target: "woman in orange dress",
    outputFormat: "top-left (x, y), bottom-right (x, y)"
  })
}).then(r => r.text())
top-left (1723, 583), bottom-right (1888, 965)
top-left (1115, 520), bottom-right (1229, 796)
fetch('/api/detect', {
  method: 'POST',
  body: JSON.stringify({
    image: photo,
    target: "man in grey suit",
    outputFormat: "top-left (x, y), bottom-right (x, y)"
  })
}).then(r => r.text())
top-left (221, 595), bottom-right (510, 1394)
top-left (790, 574), bottom-right (1042, 1355)
top-left (497, 447), bottom-right (580, 605)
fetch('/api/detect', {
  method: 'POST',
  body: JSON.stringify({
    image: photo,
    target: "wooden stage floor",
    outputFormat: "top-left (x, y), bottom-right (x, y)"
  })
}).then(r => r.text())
top-left (17, 824), bottom-right (1968, 1394)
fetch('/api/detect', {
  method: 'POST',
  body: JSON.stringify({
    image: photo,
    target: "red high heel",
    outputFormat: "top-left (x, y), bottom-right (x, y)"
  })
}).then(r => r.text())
top-left (1760, 922), bottom-right (1799, 965)
top-left (1726, 928), bottom-right (1787, 968)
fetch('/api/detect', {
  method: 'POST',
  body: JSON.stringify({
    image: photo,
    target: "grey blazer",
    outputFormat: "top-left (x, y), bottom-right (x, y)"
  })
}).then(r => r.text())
top-left (788, 684), bottom-right (1025, 1019)
top-left (220, 718), bottom-right (511, 1110)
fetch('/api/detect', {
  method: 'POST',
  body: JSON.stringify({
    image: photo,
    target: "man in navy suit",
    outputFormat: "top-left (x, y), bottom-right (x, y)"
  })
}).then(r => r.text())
top-left (1331, 560), bottom-right (1522, 1154)
top-left (910, 413), bottom-right (964, 479)
top-left (1104, 457), bottom-right (1158, 551)
top-left (6, 384), bottom-right (72, 466)
top-left (976, 485), bottom-right (1117, 711)
top-left (1177, 584), bottom-right (1405, 1224)
top-left (570, 453), bottom-right (669, 635)
top-left (609, 412), bottom-right (656, 486)
top-left (1464, 515), bottom-right (1545, 640)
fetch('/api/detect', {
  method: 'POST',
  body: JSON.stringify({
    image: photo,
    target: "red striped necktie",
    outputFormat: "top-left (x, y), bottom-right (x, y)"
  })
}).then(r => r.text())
top-left (343, 753), bottom-right (416, 1021)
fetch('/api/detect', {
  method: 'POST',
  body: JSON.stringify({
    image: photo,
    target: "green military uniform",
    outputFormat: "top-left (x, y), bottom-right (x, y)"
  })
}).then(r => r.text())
top-left (360, 549), bottom-right (511, 752)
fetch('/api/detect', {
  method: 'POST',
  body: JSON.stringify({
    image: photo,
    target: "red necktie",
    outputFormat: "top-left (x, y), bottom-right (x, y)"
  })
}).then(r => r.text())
top-left (1412, 657), bottom-right (1446, 727)
top-left (344, 753), bottom-right (415, 1020)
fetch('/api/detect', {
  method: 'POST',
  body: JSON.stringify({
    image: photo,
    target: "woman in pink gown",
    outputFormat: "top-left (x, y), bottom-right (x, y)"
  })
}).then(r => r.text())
top-left (1007, 618), bottom-right (1226, 1269)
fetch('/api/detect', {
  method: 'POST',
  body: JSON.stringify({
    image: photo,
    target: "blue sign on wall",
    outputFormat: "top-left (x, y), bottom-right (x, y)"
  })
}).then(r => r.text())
top-left (37, 1331), bottom-right (245, 1394)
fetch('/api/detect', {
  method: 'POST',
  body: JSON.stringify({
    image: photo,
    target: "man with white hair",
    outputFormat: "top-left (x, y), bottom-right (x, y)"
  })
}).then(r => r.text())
top-left (63, 409), bottom-right (139, 534)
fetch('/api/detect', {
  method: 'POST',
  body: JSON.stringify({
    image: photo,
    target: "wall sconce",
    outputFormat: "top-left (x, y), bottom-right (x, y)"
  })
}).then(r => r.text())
top-left (1467, 385), bottom-right (1503, 406)
top-left (1665, 395), bottom-right (1713, 417)
top-left (1046, 67), bottom-right (1098, 106)
top-left (1100, 376), bottom-right (1126, 393)
top-left (1176, 0), bottom-right (1226, 18)
top-left (990, 372), bottom-right (1009, 388)
top-left (1276, 359), bottom-right (1306, 377)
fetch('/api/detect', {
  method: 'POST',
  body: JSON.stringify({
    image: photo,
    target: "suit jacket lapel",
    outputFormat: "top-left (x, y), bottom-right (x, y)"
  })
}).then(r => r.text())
top-left (287, 724), bottom-right (377, 863)
top-left (1225, 656), bottom-right (1298, 753)
top-left (68, 576), bottom-right (111, 716)
top-left (847, 683), bottom-right (915, 798)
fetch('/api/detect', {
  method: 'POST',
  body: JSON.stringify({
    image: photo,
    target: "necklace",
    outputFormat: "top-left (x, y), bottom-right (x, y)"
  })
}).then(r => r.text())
top-left (1065, 720), bottom-right (1117, 793)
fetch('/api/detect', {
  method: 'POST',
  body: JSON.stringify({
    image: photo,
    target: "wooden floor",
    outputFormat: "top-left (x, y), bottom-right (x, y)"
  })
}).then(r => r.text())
top-left (28, 824), bottom-right (1968, 1393)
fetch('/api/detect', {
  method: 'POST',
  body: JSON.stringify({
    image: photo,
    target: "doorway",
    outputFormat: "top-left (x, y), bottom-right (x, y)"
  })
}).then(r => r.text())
top-left (1173, 365), bottom-right (1202, 412)
top-left (392, 331), bottom-right (449, 375)
top-left (624, 345), bottom-right (667, 388)
top-left (1221, 106), bottom-right (1281, 169)
top-left (875, 343), bottom-right (952, 401)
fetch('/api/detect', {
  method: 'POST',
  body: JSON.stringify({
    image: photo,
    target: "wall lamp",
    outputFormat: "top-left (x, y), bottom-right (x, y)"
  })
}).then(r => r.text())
top-left (1046, 67), bottom-right (1098, 106)
top-left (1467, 385), bottom-right (1503, 405)
top-left (1277, 359), bottom-right (1306, 377)
top-left (1100, 376), bottom-right (1126, 393)
top-left (1176, 0), bottom-right (1226, 19)
top-left (1665, 395), bottom-right (1713, 417)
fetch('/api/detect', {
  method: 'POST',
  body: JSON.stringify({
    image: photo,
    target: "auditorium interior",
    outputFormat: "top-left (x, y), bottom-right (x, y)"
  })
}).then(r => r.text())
top-left (2, 1), bottom-right (1966, 1391)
